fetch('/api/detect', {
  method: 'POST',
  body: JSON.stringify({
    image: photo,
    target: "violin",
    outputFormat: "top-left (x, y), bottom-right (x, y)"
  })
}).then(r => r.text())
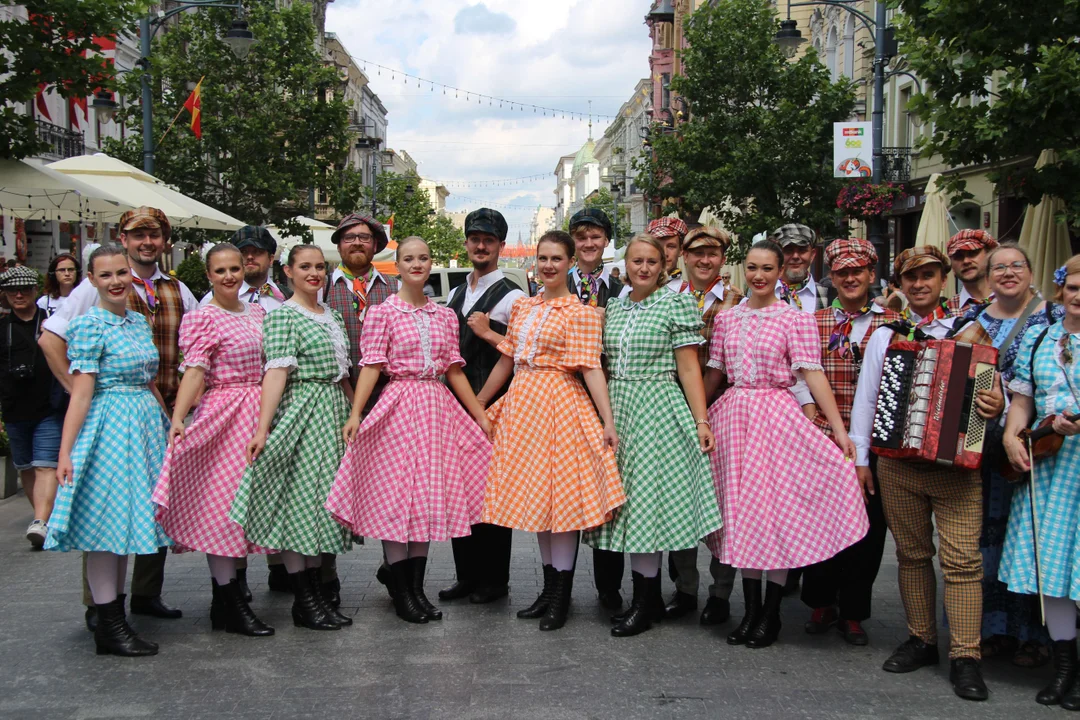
top-left (1003, 412), bottom-right (1080, 484)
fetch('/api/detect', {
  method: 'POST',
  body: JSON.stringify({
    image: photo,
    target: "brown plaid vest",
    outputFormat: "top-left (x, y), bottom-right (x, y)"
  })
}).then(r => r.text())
top-left (326, 271), bottom-right (399, 369)
top-left (697, 286), bottom-right (743, 369)
top-left (812, 306), bottom-right (901, 437)
top-left (127, 278), bottom-right (184, 409)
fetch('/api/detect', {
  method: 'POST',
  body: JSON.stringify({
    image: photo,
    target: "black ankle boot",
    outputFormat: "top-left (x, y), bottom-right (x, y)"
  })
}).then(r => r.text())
top-left (519, 564), bottom-right (557, 620)
top-left (217, 579), bottom-right (274, 637)
top-left (539, 570), bottom-right (574, 631)
top-left (267, 563), bottom-right (290, 593)
top-left (94, 598), bottom-right (158, 656)
top-left (235, 568), bottom-right (252, 602)
top-left (745, 581), bottom-right (784, 648)
top-left (321, 576), bottom-right (342, 609)
top-left (287, 570), bottom-right (339, 631)
top-left (306, 569), bottom-right (351, 627)
top-left (612, 572), bottom-right (660, 637)
top-left (410, 557), bottom-right (442, 621)
top-left (1040, 640), bottom-right (1079, 705)
top-left (1063, 677), bottom-right (1080, 711)
top-left (390, 559), bottom-right (429, 624)
top-left (727, 578), bottom-right (763, 645)
top-left (210, 579), bottom-right (226, 630)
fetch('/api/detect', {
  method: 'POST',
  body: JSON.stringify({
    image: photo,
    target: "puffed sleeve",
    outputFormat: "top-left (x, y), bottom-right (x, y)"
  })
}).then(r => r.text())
top-left (563, 306), bottom-right (603, 371)
top-left (66, 315), bottom-right (105, 375)
top-left (669, 293), bottom-right (705, 349)
top-left (441, 307), bottom-right (465, 369)
top-left (496, 297), bottom-right (528, 358)
top-left (706, 311), bottom-right (727, 372)
top-left (1008, 324), bottom-right (1043, 398)
top-left (359, 304), bottom-right (390, 367)
top-left (178, 309), bottom-right (218, 372)
top-left (262, 307), bottom-right (298, 372)
top-left (788, 310), bottom-right (824, 372)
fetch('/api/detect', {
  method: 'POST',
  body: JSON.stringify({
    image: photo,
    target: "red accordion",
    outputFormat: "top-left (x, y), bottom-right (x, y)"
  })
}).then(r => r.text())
top-left (870, 339), bottom-right (998, 470)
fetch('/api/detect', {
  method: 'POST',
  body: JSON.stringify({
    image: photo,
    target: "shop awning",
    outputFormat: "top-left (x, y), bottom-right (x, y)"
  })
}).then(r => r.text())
top-left (0, 158), bottom-right (133, 221)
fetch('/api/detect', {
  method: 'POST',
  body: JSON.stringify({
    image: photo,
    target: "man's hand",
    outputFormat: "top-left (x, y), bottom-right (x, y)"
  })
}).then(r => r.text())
top-left (466, 312), bottom-right (491, 342)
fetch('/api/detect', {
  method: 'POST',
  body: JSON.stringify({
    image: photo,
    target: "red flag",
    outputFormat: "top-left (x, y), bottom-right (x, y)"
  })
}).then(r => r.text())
top-left (69, 96), bottom-right (88, 129)
top-left (183, 78), bottom-right (203, 140)
top-left (35, 83), bottom-right (52, 121)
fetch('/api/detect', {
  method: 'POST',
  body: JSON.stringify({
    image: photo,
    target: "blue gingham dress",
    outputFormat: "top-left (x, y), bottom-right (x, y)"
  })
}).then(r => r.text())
top-left (999, 322), bottom-right (1080, 598)
top-left (45, 308), bottom-right (172, 554)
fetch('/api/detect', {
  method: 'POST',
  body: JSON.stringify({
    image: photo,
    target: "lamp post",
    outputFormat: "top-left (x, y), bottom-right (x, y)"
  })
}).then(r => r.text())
top-left (131, 2), bottom-right (254, 175)
top-left (774, 0), bottom-right (895, 280)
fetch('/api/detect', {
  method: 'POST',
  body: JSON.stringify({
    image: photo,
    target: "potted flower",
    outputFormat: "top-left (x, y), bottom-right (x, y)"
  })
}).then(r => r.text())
top-left (836, 181), bottom-right (908, 221)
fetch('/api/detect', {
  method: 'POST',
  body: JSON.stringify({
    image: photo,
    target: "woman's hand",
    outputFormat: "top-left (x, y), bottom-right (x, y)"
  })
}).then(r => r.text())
top-left (1003, 433), bottom-right (1031, 473)
top-left (246, 431), bottom-right (267, 465)
top-left (478, 415), bottom-right (494, 443)
top-left (342, 416), bottom-right (360, 445)
top-left (975, 375), bottom-right (1006, 419)
top-left (856, 466), bottom-right (875, 501)
top-left (834, 429), bottom-right (857, 461)
top-left (696, 423), bottom-right (715, 453)
top-left (475, 393), bottom-right (490, 409)
top-left (57, 452), bottom-right (74, 487)
top-left (1052, 414), bottom-right (1080, 437)
top-left (602, 424), bottom-right (618, 452)
top-left (167, 420), bottom-right (185, 450)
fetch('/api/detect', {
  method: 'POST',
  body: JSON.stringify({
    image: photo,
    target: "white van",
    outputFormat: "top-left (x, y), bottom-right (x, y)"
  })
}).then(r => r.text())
top-left (419, 267), bottom-right (532, 305)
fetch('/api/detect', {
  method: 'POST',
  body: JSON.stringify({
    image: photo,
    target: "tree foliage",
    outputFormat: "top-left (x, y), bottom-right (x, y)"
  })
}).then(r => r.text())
top-left (0, 0), bottom-right (144, 159)
top-left (892, 0), bottom-right (1080, 227)
top-left (104, 0), bottom-right (364, 227)
top-left (561, 186), bottom-right (633, 247)
top-left (635, 0), bottom-right (856, 259)
top-left (369, 171), bottom-right (466, 266)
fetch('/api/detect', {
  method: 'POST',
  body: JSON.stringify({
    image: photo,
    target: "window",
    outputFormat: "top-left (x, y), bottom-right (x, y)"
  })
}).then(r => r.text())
top-left (843, 15), bottom-right (855, 79)
top-left (826, 26), bottom-right (838, 81)
top-left (661, 74), bottom-right (671, 110)
top-left (898, 87), bottom-right (913, 147)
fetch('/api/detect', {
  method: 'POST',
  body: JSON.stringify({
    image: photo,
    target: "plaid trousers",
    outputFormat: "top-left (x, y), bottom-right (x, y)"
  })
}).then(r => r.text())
top-left (878, 457), bottom-right (983, 659)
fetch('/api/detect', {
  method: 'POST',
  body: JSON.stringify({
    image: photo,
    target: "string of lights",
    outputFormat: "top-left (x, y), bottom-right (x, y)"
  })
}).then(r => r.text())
top-left (448, 194), bottom-right (542, 211)
top-left (356, 58), bottom-right (616, 122)
top-left (423, 172), bottom-right (550, 189)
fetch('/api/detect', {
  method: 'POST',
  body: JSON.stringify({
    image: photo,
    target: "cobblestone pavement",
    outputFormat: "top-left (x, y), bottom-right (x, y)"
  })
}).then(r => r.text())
top-left (0, 492), bottom-right (1055, 720)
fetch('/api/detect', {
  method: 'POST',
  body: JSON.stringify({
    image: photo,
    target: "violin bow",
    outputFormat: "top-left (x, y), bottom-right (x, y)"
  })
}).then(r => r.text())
top-left (1027, 433), bottom-right (1045, 624)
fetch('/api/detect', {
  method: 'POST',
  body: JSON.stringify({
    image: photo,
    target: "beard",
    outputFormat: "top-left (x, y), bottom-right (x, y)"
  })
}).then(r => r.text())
top-left (785, 266), bottom-right (809, 285)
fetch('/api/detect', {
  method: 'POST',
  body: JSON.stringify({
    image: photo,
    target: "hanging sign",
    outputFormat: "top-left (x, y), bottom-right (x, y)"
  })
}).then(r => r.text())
top-left (834, 122), bottom-right (873, 178)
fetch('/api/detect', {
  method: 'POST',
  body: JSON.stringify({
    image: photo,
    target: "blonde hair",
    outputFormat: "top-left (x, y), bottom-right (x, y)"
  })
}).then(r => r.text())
top-left (1054, 254), bottom-right (1080, 303)
top-left (395, 236), bottom-right (429, 261)
top-left (625, 233), bottom-right (669, 288)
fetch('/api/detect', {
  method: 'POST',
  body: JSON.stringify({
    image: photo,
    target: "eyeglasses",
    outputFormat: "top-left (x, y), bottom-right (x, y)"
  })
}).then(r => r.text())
top-left (340, 233), bottom-right (374, 245)
top-left (55, 267), bottom-right (77, 274)
top-left (989, 261), bottom-right (1028, 275)
top-left (3, 288), bottom-right (33, 295)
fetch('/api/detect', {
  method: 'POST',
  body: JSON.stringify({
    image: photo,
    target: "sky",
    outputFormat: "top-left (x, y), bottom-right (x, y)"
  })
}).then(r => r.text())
top-left (325, 0), bottom-right (655, 240)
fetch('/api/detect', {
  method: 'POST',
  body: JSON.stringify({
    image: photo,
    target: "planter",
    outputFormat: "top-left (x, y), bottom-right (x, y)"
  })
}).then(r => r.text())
top-left (837, 181), bottom-right (908, 221)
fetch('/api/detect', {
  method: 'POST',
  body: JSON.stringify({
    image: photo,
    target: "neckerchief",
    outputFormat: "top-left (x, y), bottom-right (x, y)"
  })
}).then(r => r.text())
top-left (338, 264), bottom-right (373, 319)
top-left (669, 267), bottom-right (682, 281)
top-left (780, 278), bottom-right (808, 311)
top-left (261, 283), bottom-right (284, 301)
top-left (827, 298), bottom-right (872, 358)
top-left (132, 275), bottom-right (157, 313)
top-left (577, 263), bottom-right (603, 307)
top-left (899, 300), bottom-right (949, 341)
top-left (679, 278), bottom-right (721, 313)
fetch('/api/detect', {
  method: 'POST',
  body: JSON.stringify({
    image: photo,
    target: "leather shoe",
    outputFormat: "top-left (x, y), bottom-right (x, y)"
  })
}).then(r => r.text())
top-left (882, 636), bottom-right (940, 673)
top-left (438, 580), bottom-right (475, 601)
top-left (375, 563), bottom-right (395, 601)
top-left (267, 563), bottom-right (291, 593)
top-left (804, 606), bottom-right (838, 634)
top-left (699, 597), bottom-right (730, 626)
top-left (469, 585), bottom-right (509, 604)
top-left (598, 590), bottom-right (623, 611)
top-left (85, 606), bottom-right (97, 633)
top-left (664, 591), bottom-right (697, 620)
top-left (950, 658), bottom-right (989, 701)
top-left (837, 619), bottom-right (868, 646)
top-left (129, 595), bottom-right (183, 619)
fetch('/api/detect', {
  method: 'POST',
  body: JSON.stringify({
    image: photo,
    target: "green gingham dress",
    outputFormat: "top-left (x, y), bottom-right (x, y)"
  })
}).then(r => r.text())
top-left (228, 301), bottom-right (352, 556)
top-left (584, 287), bottom-right (723, 553)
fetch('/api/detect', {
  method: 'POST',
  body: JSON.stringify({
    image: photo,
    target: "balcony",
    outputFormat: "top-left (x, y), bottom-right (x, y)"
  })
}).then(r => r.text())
top-left (36, 119), bottom-right (85, 160)
top-left (880, 147), bottom-right (916, 183)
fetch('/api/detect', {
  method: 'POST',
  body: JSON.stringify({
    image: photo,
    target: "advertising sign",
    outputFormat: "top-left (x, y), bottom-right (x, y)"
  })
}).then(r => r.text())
top-left (834, 122), bottom-right (873, 178)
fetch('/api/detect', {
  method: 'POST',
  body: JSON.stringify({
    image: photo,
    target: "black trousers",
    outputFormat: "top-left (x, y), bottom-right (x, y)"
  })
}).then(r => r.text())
top-left (800, 481), bottom-right (888, 622)
top-left (449, 523), bottom-right (512, 589)
top-left (593, 548), bottom-right (625, 592)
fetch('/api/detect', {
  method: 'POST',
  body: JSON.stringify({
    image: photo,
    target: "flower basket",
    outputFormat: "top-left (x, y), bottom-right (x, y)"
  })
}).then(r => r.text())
top-left (836, 181), bottom-right (908, 220)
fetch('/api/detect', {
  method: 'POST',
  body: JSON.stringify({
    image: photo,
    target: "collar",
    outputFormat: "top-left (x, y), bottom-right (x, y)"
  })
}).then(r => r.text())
top-left (774, 274), bottom-right (816, 299)
top-left (467, 269), bottom-right (505, 293)
top-left (621, 285), bottom-right (670, 309)
top-left (131, 265), bottom-right (172, 284)
top-left (239, 278), bottom-right (279, 295)
top-left (905, 308), bottom-right (956, 329)
top-left (957, 285), bottom-right (992, 308)
top-left (332, 265), bottom-right (385, 286)
top-left (528, 293), bottom-right (580, 309)
top-left (386, 293), bottom-right (437, 314)
top-left (832, 302), bottom-right (884, 319)
top-left (669, 277), bottom-right (725, 302)
top-left (571, 264), bottom-right (611, 286)
top-left (90, 305), bottom-right (137, 326)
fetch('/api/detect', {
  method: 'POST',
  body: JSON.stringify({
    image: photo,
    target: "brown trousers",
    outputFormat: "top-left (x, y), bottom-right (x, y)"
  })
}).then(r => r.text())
top-left (878, 457), bottom-right (983, 659)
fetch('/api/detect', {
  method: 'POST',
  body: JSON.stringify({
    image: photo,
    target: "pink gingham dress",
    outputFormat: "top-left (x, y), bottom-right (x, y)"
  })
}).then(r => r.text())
top-left (153, 303), bottom-right (272, 557)
top-left (325, 295), bottom-right (492, 543)
top-left (704, 302), bottom-right (867, 569)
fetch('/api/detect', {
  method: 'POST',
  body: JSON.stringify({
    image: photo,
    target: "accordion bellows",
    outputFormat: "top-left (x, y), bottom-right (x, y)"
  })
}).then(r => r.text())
top-left (871, 339), bottom-right (998, 470)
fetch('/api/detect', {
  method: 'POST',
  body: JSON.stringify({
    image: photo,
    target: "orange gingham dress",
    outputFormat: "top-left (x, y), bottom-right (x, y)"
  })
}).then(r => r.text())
top-left (482, 294), bottom-right (625, 532)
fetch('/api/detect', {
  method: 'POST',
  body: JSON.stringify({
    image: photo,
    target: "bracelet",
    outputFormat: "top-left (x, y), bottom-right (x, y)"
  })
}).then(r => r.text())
top-left (695, 419), bottom-right (711, 427)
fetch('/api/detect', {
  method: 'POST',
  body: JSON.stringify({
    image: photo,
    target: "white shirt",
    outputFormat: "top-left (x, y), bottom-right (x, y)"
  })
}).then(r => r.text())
top-left (849, 311), bottom-right (958, 466)
top-left (445, 269), bottom-right (524, 327)
top-left (36, 294), bottom-right (68, 318)
top-left (200, 278), bottom-right (286, 313)
top-left (330, 265), bottom-right (388, 288)
top-left (774, 274), bottom-right (820, 313)
top-left (568, 264), bottom-right (616, 298)
top-left (834, 302), bottom-right (886, 348)
top-left (42, 268), bottom-right (198, 341)
top-left (666, 277), bottom-right (729, 312)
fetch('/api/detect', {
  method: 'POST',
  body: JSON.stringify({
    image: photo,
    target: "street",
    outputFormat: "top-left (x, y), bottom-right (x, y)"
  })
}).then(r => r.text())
top-left (0, 492), bottom-right (1051, 720)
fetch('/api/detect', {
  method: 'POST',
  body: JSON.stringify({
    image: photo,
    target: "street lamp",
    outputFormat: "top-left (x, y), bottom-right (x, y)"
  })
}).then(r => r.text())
top-left (138, 2), bottom-right (254, 174)
top-left (773, 0), bottom-right (896, 280)
top-left (91, 91), bottom-right (119, 124)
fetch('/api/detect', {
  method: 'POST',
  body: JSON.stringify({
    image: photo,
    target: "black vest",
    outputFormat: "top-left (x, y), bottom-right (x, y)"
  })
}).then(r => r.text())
top-left (566, 269), bottom-right (612, 308)
top-left (448, 277), bottom-right (517, 399)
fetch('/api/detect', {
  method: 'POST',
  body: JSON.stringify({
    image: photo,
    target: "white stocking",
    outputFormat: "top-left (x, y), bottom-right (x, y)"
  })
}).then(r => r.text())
top-left (207, 554), bottom-right (237, 585)
top-left (630, 552), bottom-right (661, 578)
top-left (86, 551), bottom-right (121, 605)
top-left (536, 531), bottom-right (552, 566)
top-left (281, 550), bottom-right (307, 574)
top-left (549, 531), bottom-right (579, 572)
top-left (1045, 595), bottom-right (1078, 641)
top-left (383, 540), bottom-right (408, 565)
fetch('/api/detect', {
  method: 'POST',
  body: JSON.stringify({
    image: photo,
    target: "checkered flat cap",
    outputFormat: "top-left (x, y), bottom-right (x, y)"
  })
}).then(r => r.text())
top-left (947, 229), bottom-right (998, 257)
top-left (769, 223), bottom-right (817, 248)
top-left (825, 238), bottom-right (876, 270)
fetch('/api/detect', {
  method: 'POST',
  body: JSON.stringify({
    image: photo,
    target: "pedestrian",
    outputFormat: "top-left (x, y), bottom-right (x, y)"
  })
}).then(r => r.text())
top-left (583, 233), bottom-right (721, 638)
top-left (39, 207), bottom-right (195, 631)
top-left (664, 226), bottom-right (743, 626)
top-left (566, 208), bottom-right (626, 610)
top-left (850, 245), bottom-right (1005, 701)
top-left (704, 238), bottom-right (868, 650)
top-left (440, 209), bottom-right (525, 606)
top-left (153, 243), bottom-right (274, 638)
top-left (799, 239), bottom-right (899, 646)
top-left (478, 230), bottom-right (624, 632)
top-left (0, 266), bottom-right (65, 548)
top-left (228, 244), bottom-right (354, 632)
top-left (1000, 254), bottom-right (1080, 708)
top-left (45, 246), bottom-right (171, 657)
top-left (200, 226), bottom-right (287, 310)
top-left (946, 229), bottom-right (997, 316)
top-left (326, 237), bottom-right (493, 624)
top-left (38, 253), bottom-right (81, 317)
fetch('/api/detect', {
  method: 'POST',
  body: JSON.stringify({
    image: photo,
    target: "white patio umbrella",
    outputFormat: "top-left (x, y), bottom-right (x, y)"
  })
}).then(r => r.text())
top-left (915, 173), bottom-right (955, 299)
top-left (1019, 150), bottom-right (1073, 300)
top-left (47, 153), bottom-right (245, 231)
top-left (0, 158), bottom-right (132, 221)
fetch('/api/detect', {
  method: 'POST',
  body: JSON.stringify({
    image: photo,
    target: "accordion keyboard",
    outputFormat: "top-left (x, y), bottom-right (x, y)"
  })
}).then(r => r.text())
top-left (872, 349), bottom-right (917, 448)
top-left (961, 362), bottom-right (996, 453)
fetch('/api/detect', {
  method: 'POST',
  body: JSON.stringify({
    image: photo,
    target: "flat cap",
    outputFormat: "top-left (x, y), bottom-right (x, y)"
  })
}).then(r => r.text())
top-left (825, 237), bottom-right (877, 271)
top-left (769, 223), bottom-right (817, 248)
top-left (464, 208), bottom-right (508, 242)
top-left (569, 208), bottom-right (612, 239)
top-left (332, 213), bottom-right (388, 253)
top-left (947, 229), bottom-right (998, 257)
top-left (230, 225), bottom-right (277, 255)
top-left (119, 206), bottom-right (171, 238)
top-left (0, 265), bottom-right (39, 290)
top-left (646, 217), bottom-right (688, 241)
top-left (893, 245), bottom-right (950, 281)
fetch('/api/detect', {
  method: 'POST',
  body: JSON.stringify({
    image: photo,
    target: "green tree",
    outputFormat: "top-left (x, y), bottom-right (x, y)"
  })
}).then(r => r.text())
top-left (893, 0), bottom-right (1080, 227)
top-left (174, 251), bottom-right (209, 298)
top-left (0, 0), bottom-right (144, 159)
top-left (104, 0), bottom-right (364, 226)
top-left (369, 171), bottom-right (465, 265)
top-left (562, 187), bottom-right (633, 247)
top-left (635, 0), bottom-right (855, 259)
